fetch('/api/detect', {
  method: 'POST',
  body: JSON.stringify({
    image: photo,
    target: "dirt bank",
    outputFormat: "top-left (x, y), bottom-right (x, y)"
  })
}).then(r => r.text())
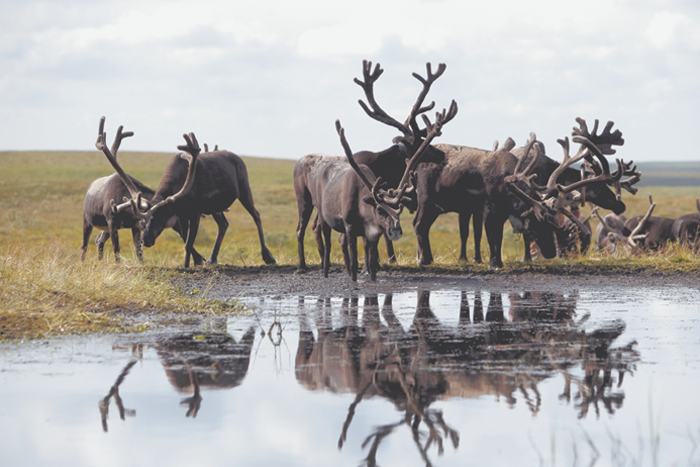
top-left (176, 264), bottom-right (700, 302)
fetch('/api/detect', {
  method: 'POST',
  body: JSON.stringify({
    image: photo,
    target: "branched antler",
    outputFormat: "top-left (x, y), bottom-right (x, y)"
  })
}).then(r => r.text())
top-left (94, 116), bottom-right (150, 214)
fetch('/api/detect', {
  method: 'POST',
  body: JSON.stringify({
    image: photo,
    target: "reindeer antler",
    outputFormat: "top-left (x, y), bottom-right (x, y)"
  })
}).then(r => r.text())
top-left (94, 116), bottom-right (152, 214)
top-left (572, 118), bottom-right (624, 155)
top-left (355, 61), bottom-right (413, 139)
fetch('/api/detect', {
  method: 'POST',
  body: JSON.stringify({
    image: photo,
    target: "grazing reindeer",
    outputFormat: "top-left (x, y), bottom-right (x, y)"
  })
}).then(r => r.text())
top-left (505, 122), bottom-right (641, 258)
top-left (672, 198), bottom-right (700, 245)
top-left (493, 118), bottom-right (639, 262)
top-left (82, 118), bottom-right (205, 263)
top-left (112, 132), bottom-right (276, 268)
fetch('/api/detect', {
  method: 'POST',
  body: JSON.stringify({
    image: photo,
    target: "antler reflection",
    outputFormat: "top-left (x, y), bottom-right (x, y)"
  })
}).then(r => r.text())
top-left (295, 289), bottom-right (639, 464)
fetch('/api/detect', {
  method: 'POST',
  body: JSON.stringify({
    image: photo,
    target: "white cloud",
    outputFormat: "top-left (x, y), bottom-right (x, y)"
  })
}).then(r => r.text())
top-left (0, 0), bottom-right (699, 162)
top-left (647, 10), bottom-right (700, 50)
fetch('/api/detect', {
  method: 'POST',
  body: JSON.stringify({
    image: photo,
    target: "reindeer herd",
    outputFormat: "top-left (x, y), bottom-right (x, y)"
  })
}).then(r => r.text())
top-left (81, 61), bottom-right (700, 280)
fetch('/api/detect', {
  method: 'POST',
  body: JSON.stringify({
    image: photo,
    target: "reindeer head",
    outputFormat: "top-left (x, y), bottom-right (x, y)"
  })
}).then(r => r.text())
top-left (133, 133), bottom-right (202, 247)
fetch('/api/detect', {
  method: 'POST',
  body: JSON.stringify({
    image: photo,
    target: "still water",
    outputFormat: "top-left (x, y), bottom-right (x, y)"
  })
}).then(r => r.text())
top-left (1, 286), bottom-right (700, 467)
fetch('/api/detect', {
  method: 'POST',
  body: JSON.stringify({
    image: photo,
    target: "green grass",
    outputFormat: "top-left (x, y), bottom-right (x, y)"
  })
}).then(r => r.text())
top-left (1, 150), bottom-right (699, 340)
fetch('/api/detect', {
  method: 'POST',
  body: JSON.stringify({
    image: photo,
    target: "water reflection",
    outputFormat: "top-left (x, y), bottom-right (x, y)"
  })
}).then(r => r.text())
top-left (295, 290), bottom-right (639, 464)
top-left (99, 357), bottom-right (137, 432)
top-left (93, 290), bottom-right (640, 465)
top-left (99, 326), bottom-right (256, 428)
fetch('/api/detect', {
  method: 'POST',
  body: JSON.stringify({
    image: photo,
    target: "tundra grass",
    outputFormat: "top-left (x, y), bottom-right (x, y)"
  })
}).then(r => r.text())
top-left (1, 150), bottom-right (699, 340)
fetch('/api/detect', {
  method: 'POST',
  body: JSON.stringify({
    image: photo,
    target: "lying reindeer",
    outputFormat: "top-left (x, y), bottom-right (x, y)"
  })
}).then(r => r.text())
top-left (82, 117), bottom-right (204, 263)
top-left (595, 196), bottom-right (700, 251)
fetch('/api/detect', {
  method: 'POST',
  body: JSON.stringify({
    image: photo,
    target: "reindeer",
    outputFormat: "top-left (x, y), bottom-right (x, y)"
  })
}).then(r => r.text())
top-left (318, 110), bottom-right (454, 282)
top-left (348, 65), bottom-right (562, 269)
top-left (82, 118), bottom-right (205, 263)
top-left (504, 121), bottom-right (641, 259)
top-left (487, 118), bottom-right (639, 262)
top-left (294, 62), bottom-right (451, 273)
top-left (110, 131), bottom-right (276, 268)
top-left (595, 196), bottom-right (700, 252)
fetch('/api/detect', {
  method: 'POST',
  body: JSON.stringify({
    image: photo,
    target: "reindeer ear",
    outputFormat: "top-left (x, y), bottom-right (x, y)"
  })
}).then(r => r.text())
top-left (401, 196), bottom-right (417, 213)
top-left (362, 195), bottom-right (377, 207)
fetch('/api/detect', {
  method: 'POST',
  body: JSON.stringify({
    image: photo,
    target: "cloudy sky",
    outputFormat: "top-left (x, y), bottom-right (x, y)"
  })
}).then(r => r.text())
top-left (1, 0), bottom-right (699, 162)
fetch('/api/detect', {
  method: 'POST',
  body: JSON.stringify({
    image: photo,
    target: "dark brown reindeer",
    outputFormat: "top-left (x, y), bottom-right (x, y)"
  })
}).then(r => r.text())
top-left (319, 109), bottom-right (454, 282)
top-left (82, 117), bottom-right (205, 264)
top-left (456, 119), bottom-right (639, 263)
top-left (350, 78), bottom-right (561, 268)
top-left (504, 122), bottom-right (641, 259)
top-left (294, 61), bottom-right (451, 272)
top-left (672, 198), bottom-right (700, 245)
top-left (497, 119), bottom-right (640, 261)
top-left (113, 132), bottom-right (276, 268)
top-left (343, 62), bottom-right (562, 268)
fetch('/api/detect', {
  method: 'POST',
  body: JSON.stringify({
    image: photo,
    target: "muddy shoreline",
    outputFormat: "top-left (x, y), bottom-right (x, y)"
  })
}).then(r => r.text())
top-left (175, 265), bottom-right (700, 302)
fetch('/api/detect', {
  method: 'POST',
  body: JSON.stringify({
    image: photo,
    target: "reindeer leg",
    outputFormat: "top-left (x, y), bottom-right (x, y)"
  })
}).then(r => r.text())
top-left (384, 236), bottom-right (396, 264)
top-left (238, 183), bottom-right (276, 265)
top-left (172, 219), bottom-right (205, 266)
top-left (367, 239), bottom-right (380, 282)
top-left (360, 236), bottom-right (370, 275)
top-left (347, 230), bottom-right (359, 282)
top-left (522, 230), bottom-right (533, 262)
top-left (313, 214), bottom-right (325, 265)
top-left (458, 211), bottom-right (472, 263)
top-left (96, 231), bottom-right (109, 260)
top-left (340, 233), bottom-right (351, 274)
top-left (108, 221), bottom-right (120, 263)
top-left (473, 208), bottom-right (484, 264)
top-left (81, 218), bottom-right (94, 261)
top-left (131, 228), bottom-right (143, 263)
top-left (296, 195), bottom-right (315, 271)
top-left (208, 212), bottom-right (228, 265)
top-left (484, 212), bottom-right (505, 269)
top-left (413, 206), bottom-right (439, 266)
top-left (183, 215), bottom-right (202, 268)
top-left (322, 223), bottom-right (332, 278)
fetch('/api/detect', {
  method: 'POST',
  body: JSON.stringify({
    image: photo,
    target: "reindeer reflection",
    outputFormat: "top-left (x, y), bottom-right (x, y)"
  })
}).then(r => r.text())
top-left (155, 326), bottom-right (256, 417)
top-left (99, 358), bottom-right (138, 432)
top-left (295, 290), bottom-right (638, 466)
top-left (99, 328), bottom-right (256, 428)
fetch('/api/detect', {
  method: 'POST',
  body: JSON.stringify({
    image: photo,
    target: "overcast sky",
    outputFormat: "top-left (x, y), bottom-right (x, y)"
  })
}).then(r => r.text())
top-left (1, 0), bottom-right (699, 162)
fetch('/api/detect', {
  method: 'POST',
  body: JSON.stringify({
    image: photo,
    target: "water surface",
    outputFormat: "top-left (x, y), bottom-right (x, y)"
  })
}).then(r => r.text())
top-left (2, 286), bottom-right (700, 466)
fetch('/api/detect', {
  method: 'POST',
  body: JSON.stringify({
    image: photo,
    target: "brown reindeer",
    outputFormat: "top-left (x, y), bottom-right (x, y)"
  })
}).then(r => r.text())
top-left (82, 117), bottom-right (205, 263)
top-left (111, 132), bottom-right (276, 268)
top-left (491, 119), bottom-right (640, 261)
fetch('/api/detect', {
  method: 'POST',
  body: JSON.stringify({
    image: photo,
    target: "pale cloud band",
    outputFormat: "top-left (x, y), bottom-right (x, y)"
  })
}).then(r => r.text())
top-left (1, 0), bottom-right (698, 162)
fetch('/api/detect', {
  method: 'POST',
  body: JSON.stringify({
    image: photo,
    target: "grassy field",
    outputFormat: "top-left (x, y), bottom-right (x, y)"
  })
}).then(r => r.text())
top-left (1, 150), bottom-right (700, 340)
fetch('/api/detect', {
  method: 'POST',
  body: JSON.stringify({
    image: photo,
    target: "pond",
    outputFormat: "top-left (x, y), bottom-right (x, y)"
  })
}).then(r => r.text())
top-left (2, 285), bottom-right (700, 467)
